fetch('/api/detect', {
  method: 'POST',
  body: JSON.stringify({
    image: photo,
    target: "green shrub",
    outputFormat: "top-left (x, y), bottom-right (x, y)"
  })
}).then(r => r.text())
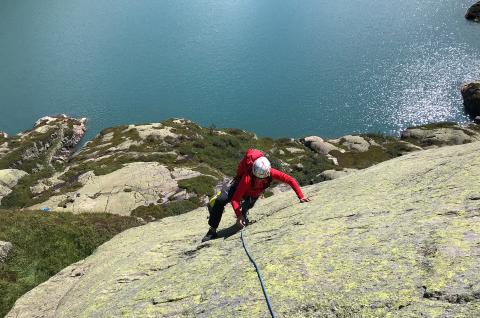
top-left (0, 210), bottom-right (141, 317)
top-left (330, 146), bottom-right (391, 169)
top-left (131, 198), bottom-right (201, 220)
top-left (384, 142), bottom-right (417, 158)
top-left (360, 132), bottom-right (396, 143)
top-left (178, 176), bottom-right (217, 197)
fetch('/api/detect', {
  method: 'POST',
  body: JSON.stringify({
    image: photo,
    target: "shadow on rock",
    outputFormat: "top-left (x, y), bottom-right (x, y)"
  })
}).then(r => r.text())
top-left (217, 224), bottom-right (241, 240)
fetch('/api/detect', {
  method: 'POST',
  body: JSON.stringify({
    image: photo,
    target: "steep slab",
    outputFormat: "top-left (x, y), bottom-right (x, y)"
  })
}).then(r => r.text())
top-left (7, 142), bottom-right (480, 317)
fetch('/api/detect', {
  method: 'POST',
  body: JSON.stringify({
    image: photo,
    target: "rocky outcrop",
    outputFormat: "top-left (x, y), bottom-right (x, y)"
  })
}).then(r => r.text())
top-left (401, 123), bottom-right (480, 148)
top-left (0, 241), bottom-right (13, 263)
top-left (0, 169), bottom-right (29, 204)
top-left (461, 81), bottom-right (480, 117)
top-left (30, 162), bottom-right (203, 215)
top-left (465, 1), bottom-right (480, 21)
top-left (0, 115), bottom-right (87, 172)
top-left (32, 114), bottom-right (87, 163)
top-left (7, 141), bottom-right (480, 318)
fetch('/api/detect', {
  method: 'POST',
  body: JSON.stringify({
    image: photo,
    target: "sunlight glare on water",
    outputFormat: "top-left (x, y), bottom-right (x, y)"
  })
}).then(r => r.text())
top-left (363, 44), bottom-right (480, 135)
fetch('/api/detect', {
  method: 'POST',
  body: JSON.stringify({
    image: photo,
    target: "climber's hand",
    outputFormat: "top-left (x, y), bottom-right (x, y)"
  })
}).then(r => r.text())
top-left (299, 197), bottom-right (311, 203)
top-left (236, 215), bottom-right (246, 229)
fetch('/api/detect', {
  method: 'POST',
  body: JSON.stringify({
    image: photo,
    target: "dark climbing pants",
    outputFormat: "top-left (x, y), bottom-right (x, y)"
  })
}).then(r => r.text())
top-left (208, 181), bottom-right (257, 229)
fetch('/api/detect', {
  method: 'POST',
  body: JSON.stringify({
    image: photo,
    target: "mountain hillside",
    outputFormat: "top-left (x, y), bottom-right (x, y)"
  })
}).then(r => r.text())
top-left (6, 141), bottom-right (480, 317)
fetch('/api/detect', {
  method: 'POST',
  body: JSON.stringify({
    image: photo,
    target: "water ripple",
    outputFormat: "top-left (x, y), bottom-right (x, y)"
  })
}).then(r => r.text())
top-left (368, 44), bottom-right (480, 135)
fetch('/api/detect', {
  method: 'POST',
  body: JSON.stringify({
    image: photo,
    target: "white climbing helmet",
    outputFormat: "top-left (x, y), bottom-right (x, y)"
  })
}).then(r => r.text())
top-left (252, 157), bottom-right (271, 179)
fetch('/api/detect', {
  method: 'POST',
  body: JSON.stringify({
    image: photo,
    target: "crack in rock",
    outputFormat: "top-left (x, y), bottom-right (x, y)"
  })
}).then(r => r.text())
top-left (422, 286), bottom-right (480, 304)
top-left (183, 243), bottom-right (211, 259)
top-left (151, 294), bottom-right (197, 305)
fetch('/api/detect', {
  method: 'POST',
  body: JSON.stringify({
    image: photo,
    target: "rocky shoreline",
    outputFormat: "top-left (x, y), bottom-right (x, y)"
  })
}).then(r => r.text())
top-left (461, 81), bottom-right (480, 119)
top-left (466, 1), bottom-right (480, 22)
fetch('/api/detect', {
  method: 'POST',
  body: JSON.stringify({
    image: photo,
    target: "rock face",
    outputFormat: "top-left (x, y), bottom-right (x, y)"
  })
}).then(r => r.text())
top-left (461, 81), bottom-right (480, 117)
top-left (0, 169), bottom-right (29, 204)
top-left (465, 1), bottom-right (480, 21)
top-left (7, 142), bottom-right (480, 318)
top-left (30, 162), bottom-right (202, 215)
top-left (0, 115), bottom-right (87, 172)
top-left (0, 241), bottom-right (13, 263)
top-left (401, 123), bottom-right (480, 148)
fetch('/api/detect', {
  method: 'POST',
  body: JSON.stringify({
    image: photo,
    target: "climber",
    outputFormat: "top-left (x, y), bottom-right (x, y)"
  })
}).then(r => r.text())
top-left (202, 149), bottom-right (311, 242)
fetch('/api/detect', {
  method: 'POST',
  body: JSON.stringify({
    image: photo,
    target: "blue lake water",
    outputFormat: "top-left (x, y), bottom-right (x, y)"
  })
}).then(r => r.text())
top-left (0, 0), bottom-right (479, 141)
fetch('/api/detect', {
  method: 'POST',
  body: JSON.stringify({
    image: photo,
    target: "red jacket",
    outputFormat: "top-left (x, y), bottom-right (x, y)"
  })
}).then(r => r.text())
top-left (231, 168), bottom-right (304, 217)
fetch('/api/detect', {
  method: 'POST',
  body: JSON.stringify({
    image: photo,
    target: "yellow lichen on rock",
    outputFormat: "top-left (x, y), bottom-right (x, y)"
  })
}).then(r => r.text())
top-left (7, 142), bottom-right (480, 317)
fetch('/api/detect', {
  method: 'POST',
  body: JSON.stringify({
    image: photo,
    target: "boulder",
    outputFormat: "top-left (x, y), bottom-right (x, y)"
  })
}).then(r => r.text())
top-left (301, 136), bottom-right (333, 155)
top-left (338, 135), bottom-right (371, 152)
top-left (318, 168), bottom-right (358, 181)
top-left (0, 241), bottom-right (13, 263)
top-left (302, 136), bottom-right (342, 155)
top-left (460, 81), bottom-right (480, 117)
top-left (302, 136), bottom-right (324, 144)
top-left (310, 141), bottom-right (340, 155)
top-left (465, 1), bottom-right (480, 21)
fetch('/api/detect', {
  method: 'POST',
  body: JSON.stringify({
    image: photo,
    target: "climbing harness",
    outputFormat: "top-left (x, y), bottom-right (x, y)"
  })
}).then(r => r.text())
top-left (240, 228), bottom-right (277, 318)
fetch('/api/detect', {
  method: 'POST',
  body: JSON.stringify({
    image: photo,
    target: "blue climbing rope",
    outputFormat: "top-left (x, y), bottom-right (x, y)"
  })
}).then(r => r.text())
top-left (240, 229), bottom-right (277, 318)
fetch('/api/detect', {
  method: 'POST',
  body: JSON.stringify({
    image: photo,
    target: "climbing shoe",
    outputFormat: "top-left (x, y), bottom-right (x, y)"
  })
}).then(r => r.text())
top-left (242, 210), bottom-right (250, 226)
top-left (201, 228), bottom-right (217, 242)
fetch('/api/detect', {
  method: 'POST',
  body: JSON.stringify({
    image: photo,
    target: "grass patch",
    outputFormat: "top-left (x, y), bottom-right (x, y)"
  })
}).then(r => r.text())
top-left (192, 164), bottom-right (223, 179)
top-left (383, 142), bottom-right (418, 158)
top-left (131, 198), bottom-right (201, 220)
top-left (0, 209), bottom-right (141, 317)
top-left (330, 146), bottom-right (392, 169)
top-left (360, 132), bottom-right (397, 143)
top-left (178, 176), bottom-right (218, 197)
